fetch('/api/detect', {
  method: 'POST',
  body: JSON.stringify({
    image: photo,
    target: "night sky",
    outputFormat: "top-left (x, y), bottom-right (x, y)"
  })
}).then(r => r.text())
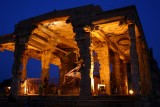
top-left (0, 0), bottom-right (160, 82)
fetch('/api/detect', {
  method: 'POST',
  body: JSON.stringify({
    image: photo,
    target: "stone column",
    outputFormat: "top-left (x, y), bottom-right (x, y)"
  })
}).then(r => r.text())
top-left (21, 54), bottom-right (29, 82)
top-left (59, 55), bottom-right (70, 86)
top-left (75, 31), bottom-right (92, 96)
top-left (76, 33), bottom-right (91, 96)
top-left (136, 36), bottom-right (145, 95)
top-left (10, 37), bottom-right (27, 96)
top-left (10, 24), bottom-right (36, 96)
top-left (67, 15), bottom-right (93, 96)
top-left (137, 36), bottom-right (152, 95)
top-left (142, 41), bottom-right (152, 95)
top-left (90, 45), bottom-right (94, 93)
top-left (114, 53), bottom-right (122, 94)
top-left (41, 50), bottom-right (52, 86)
top-left (121, 61), bottom-right (128, 95)
top-left (128, 24), bottom-right (140, 95)
top-left (96, 43), bottom-right (111, 95)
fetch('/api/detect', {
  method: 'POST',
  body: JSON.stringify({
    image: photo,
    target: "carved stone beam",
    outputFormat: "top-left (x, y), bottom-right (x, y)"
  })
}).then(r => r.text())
top-left (29, 34), bottom-right (68, 54)
top-left (28, 41), bottom-right (45, 51)
top-left (0, 43), bottom-right (15, 52)
top-left (25, 49), bottom-right (41, 60)
top-left (92, 16), bottom-right (124, 25)
top-left (55, 47), bottom-right (68, 54)
top-left (25, 49), bottom-right (61, 66)
top-left (37, 24), bottom-right (77, 49)
top-left (50, 55), bottom-right (61, 68)
top-left (30, 34), bottom-right (49, 46)
top-left (94, 30), bottom-right (127, 60)
top-left (29, 34), bottom-right (56, 50)
top-left (32, 28), bottom-right (50, 39)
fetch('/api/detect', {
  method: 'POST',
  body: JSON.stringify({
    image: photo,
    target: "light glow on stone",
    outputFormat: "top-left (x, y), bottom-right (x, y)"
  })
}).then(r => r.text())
top-left (129, 89), bottom-right (134, 95)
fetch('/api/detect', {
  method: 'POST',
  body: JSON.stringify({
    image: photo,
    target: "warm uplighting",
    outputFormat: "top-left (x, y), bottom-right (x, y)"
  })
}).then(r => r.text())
top-left (98, 84), bottom-right (106, 90)
top-left (21, 78), bottom-right (43, 95)
top-left (98, 84), bottom-right (105, 89)
top-left (7, 87), bottom-right (11, 90)
top-left (129, 89), bottom-right (134, 95)
top-left (90, 49), bottom-right (95, 93)
top-left (53, 21), bottom-right (63, 25)
top-left (48, 21), bottom-right (64, 27)
top-left (24, 81), bottom-right (27, 95)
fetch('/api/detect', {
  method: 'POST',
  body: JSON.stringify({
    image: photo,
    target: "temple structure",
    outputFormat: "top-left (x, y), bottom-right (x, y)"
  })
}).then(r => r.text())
top-left (0, 5), bottom-right (156, 97)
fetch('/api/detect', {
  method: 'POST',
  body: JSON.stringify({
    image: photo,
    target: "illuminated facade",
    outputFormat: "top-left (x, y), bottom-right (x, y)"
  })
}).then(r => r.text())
top-left (0, 5), bottom-right (154, 96)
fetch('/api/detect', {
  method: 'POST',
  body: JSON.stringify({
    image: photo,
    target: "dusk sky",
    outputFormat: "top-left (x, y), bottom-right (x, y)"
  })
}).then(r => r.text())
top-left (0, 0), bottom-right (160, 82)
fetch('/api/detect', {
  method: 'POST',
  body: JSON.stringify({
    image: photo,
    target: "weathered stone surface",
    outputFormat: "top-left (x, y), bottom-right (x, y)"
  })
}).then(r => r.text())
top-left (114, 53), bottom-right (122, 94)
top-left (128, 24), bottom-right (140, 95)
top-left (96, 43), bottom-right (111, 95)
top-left (0, 5), bottom-right (159, 98)
top-left (11, 37), bottom-right (27, 96)
top-left (76, 33), bottom-right (92, 96)
top-left (21, 54), bottom-right (29, 81)
top-left (121, 61), bottom-right (128, 95)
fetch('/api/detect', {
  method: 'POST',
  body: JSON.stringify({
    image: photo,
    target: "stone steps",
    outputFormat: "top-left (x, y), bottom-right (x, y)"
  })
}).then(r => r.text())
top-left (0, 95), bottom-right (158, 107)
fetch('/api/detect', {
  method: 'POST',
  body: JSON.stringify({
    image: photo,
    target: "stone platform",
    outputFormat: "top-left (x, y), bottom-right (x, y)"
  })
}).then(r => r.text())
top-left (0, 95), bottom-right (159, 107)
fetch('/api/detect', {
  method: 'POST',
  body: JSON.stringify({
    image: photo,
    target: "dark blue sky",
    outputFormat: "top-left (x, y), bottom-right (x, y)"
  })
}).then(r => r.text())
top-left (0, 0), bottom-right (160, 82)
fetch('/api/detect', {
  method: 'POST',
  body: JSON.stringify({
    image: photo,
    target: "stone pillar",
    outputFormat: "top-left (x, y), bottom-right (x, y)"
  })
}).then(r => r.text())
top-left (121, 61), bottom-right (128, 95)
top-left (21, 54), bottom-right (29, 82)
top-left (41, 50), bottom-right (52, 86)
top-left (142, 40), bottom-right (152, 95)
top-left (67, 15), bottom-right (94, 96)
top-left (114, 53), bottom-right (122, 94)
top-left (10, 24), bottom-right (36, 96)
top-left (10, 37), bottom-right (27, 96)
top-left (59, 55), bottom-right (70, 86)
top-left (137, 36), bottom-right (152, 95)
top-left (136, 36), bottom-right (145, 95)
top-left (96, 43), bottom-right (111, 95)
top-left (90, 45), bottom-right (94, 93)
top-left (75, 31), bottom-right (92, 96)
top-left (128, 24), bottom-right (140, 95)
